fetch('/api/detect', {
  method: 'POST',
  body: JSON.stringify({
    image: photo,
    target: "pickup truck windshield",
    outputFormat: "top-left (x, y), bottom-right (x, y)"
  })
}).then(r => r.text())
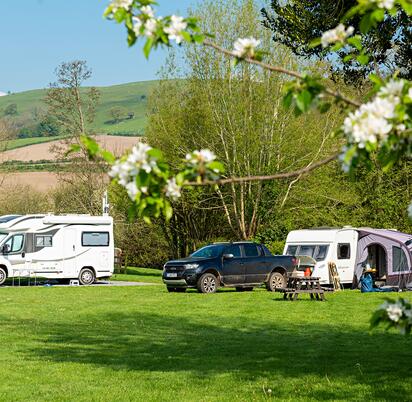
top-left (191, 244), bottom-right (226, 258)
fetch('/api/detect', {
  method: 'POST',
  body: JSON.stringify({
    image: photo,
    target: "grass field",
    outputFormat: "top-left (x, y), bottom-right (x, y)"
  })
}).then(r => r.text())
top-left (0, 80), bottom-right (156, 136)
top-left (0, 268), bottom-right (411, 402)
top-left (5, 135), bottom-right (65, 151)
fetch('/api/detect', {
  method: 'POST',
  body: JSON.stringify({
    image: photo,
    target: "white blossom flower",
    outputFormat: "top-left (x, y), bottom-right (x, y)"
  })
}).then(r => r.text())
top-left (396, 124), bottom-right (406, 132)
top-left (379, 79), bottom-right (405, 101)
top-left (164, 15), bottom-right (187, 44)
top-left (343, 96), bottom-right (398, 147)
top-left (165, 178), bottom-right (181, 200)
top-left (371, 0), bottom-right (395, 9)
top-left (144, 18), bottom-right (158, 37)
top-left (110, 0), bottom-right (133, 13)
top-left (126, 181), bottom-right (139, 200)
top-left (127, 143), bottom-right (156, 173)
top-left (186, 149), bottom-right (216, 165)
top-left (233, 37), bottom-right (261, 58)
top-left (140, 5), bottom-right (155, 18)
top-left (132, 16), bottom-right (143, 36)
top-left (386, 303), bottom-right (403, 322)
top-left (321, 24), bottom-right (354, 48)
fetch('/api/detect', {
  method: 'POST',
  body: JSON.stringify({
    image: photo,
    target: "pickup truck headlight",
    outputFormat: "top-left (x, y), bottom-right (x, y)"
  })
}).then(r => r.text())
top-left (184, 263), bottom-right (199, 270)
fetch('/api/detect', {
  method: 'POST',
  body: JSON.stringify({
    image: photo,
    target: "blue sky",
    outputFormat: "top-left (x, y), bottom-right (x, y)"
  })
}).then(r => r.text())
top-left (0, 0), bottom-right (194, 93)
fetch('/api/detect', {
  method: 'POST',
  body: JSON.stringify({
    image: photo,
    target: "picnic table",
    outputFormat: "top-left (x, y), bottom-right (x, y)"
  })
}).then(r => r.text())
top-left (277, 275), bottom-right (325, 301)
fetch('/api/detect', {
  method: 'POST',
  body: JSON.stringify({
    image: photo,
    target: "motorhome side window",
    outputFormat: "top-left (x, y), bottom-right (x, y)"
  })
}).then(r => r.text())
top-left (392, 246), bottom-right (408, 272)
top-left (4, 234), bottom-right (24, 253)
top-left (338, 243), bottom-right (351, 259)
top-left (82, 232), bottom-right (109, 247)
top-left (36, 235), bottom-right (52, 247)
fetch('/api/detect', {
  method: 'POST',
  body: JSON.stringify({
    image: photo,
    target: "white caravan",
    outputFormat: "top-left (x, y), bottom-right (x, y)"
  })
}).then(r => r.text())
top-left (283, 227), bottom-right (412, 286)
top-left (0, 214), bottom-right (114, 285)
top-left (283, 228), bottom-right (359, 285)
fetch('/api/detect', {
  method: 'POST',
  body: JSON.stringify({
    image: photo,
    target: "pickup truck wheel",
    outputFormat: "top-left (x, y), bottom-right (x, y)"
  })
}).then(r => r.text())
top-left (0, 267), bottom-right (7, 285)
top-left (267, 272), bottom-right (286, 291)
top-left (197, 273), bottom-right (218, 294)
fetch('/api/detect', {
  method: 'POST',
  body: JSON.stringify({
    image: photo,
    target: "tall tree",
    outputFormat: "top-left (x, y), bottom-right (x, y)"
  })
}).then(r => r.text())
top-left (45, 60), bottom-right (105, 212)
top-left (147, 0), bottom-right (343, 241)
top-left (261, 1), bottom-right (412, 82)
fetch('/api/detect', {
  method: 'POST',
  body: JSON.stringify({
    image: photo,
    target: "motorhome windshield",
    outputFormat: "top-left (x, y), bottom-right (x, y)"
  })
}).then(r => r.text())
top-left (0, 233), bottom-right (8, 244)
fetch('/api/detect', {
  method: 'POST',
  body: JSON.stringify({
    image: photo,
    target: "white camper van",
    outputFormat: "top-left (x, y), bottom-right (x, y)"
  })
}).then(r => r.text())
top-left (0, 214), bottom-right (114, 285)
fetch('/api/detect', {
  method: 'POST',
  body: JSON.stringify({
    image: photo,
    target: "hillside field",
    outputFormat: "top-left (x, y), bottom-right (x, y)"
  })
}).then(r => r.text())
top-left (0, 80), bottom-right (156, 136)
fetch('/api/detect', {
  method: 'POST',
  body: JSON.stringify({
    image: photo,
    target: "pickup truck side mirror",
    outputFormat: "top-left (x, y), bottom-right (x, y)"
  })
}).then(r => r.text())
top-left (2, 244), bottom-right (10, 254)
top-left (223, 253), bottom-right (234, 259)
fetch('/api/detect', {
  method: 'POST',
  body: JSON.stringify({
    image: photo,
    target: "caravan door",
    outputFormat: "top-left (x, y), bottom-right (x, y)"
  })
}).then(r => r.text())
top-left (335, 230), bottom-right (358, 283)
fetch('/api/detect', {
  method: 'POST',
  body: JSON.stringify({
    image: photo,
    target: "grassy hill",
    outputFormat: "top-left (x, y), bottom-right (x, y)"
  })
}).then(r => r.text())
top-left (0, 80), bottom-right (156, 138)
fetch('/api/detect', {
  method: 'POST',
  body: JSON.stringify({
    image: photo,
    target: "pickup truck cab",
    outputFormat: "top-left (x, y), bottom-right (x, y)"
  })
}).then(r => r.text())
top-left (162, 242), bottom-right (297, 293)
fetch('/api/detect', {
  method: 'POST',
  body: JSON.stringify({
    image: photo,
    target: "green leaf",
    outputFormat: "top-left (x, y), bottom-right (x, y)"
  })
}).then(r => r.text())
top-left (143, 37), bottom-right (154, 59)
top-left (399, 0), bottom-right (412, 15)
top-left (309, 38), bottom-right (321, 48)
top-left (181, 31), bottom-right (192, 43)
top-left (100, 150), bottom-right (116, 164)
top-left (318, 102), bottom-right (332, 114)
top-left (347, 36), bottom-right (363, 51)
top-left (65, 143), bottom-right (81, 156)
top-left (371, 8), bottom-right (385, 23)
top-left (282, 92), bottom-right (293, 109)
top-left (164, 201), bottom-right (173, 222)
top-left (356, 54), bottom-right (370, 65)
top-left (369, 73), bottom-right (383, 86)
top-left (296, 90), bottom-right (313, 113)
top-left (80, 135), bottom-right (100, 158)
top-left (343, 54), bottom-right (355, 63)
top-left (360, 13), bottom-right (373, 34)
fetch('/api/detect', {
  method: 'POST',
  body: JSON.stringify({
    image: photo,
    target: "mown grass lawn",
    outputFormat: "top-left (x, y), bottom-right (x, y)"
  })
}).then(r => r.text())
top-left (0, 274), bottom-right (411, 401)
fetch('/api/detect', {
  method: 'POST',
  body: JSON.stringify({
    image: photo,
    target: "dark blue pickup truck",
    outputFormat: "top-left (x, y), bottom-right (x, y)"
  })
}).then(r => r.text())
top-left (162, 242), bottom-right (297, 293)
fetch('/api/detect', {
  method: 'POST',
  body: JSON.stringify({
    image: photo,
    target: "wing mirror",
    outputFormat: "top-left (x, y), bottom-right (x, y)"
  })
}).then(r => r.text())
top-left (2, 244), bottom-right (10, 254)
top-left (223, 253), bottom-right (234, 259)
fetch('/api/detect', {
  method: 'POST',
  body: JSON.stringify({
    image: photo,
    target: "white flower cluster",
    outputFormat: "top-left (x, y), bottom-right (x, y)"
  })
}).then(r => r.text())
top-left (164, 15), bottom-right (187, 45)
top-left (130, 5), bottom-right (187, 44)
top-left (380, 300), bottom-right (412, 323)
top-left (185, 149), bottom-right (216, 165)
top-left (131, 5), bottom-right (158, 38)
top-left (110, 0), bottom-right (133, 13)
top-left (321, 24), bottom-right (354, 48)
top-left (233, 37), bottom-right (261, 58)
top-left (109, 143), bottom-right (156, 200)
top-left (370, 0), bottom-right (395, 9)
top-left (343, 79), bottom-right (407, 148)
top-left (165, 178), bottom-right (181, 200)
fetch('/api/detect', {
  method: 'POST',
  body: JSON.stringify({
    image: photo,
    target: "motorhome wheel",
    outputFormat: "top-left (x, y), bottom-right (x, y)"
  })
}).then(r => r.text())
top-left (0, 267), bottom-right (6, 285)
top-left (79, 268), bottom-right (95, 285)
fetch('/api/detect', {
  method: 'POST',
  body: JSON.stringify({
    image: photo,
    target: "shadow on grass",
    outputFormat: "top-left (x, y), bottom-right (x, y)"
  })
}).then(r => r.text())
top-left (21, 311), bottom-right (412, 400)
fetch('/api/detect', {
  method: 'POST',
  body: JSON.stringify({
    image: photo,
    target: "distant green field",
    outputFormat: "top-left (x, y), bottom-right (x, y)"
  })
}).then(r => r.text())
top-left (0, 80), bottom-right (156, 136)
top-left (5, 135), bottom-right (65, 151)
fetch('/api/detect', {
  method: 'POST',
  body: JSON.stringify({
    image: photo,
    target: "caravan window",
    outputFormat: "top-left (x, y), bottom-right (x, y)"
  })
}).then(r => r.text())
top-left (36, 235), bottom-right (53, 247)
top-left (82, 232), bottom-right (109, 247)
top-left (392, 246), bottom-right (408, 272)
top-left (299, 245), bottom-right (316, 258)
top-left (286, 245), bottom-right (298, 256)
top-left (314, 245), bottom-right (329, 261)
top-left (338, 243), bottom-right (351, 259)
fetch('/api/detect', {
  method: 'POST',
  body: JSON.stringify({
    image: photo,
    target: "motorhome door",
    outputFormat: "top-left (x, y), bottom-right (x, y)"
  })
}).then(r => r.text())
top-left (3, 233), bottom-right (27, 275)
top-left (63, 229), bottom-right (77, 276)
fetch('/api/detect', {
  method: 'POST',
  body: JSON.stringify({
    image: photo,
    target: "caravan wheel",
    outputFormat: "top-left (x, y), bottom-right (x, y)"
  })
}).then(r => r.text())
top-left (0, 267), bottom-right (7, 285)
top-left (79, 268), bottom-right (95, 285)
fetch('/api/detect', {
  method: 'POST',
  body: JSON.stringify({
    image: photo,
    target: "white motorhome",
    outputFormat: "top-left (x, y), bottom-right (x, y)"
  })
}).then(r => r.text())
top-left (283, 227), bottom-right (412, 287)
top-left (0, 214), bottom-right (114, 285)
